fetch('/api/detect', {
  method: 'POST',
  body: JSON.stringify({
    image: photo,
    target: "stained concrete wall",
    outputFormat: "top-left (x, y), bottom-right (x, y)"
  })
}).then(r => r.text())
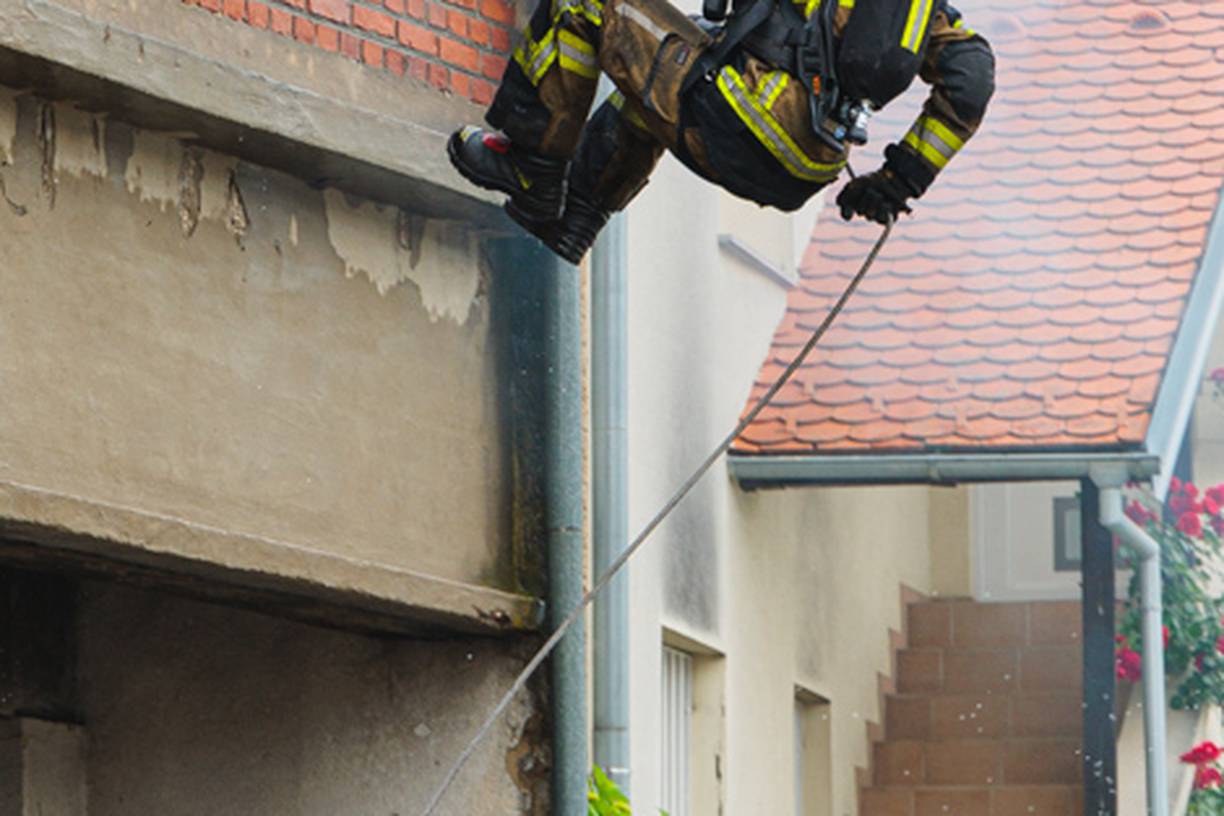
top-left (622, 153), bottom-right (947, 816)
top-left (74, 579), bottom-right (547, 815)
top-left (0, 88), bottom-right (538, 625)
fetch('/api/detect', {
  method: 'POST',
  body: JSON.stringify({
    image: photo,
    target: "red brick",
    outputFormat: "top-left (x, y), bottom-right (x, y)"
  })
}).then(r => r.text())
top-left (354, 4), bottom-right (396, 36)
top-left (316, 24), bottom-right (340, 50)
top-left (341, 31), bottom-right (362, 58)
top-left (181, 0), bottom-right (200, 7)
top-left (481, 52), bottom-right (507, 80)
top-left (386, 49), bottom-right (407, 75)
top-left (427, 2), bottom-right (448, 27)
top-left (308, 0), bottom-right (350, 22)
top-left (479, 0), bottom-right (514, 25)
top-left (450, 71), bottom-right (470, 97)
top-left (408, 0), bottom-right (426, 17)
top-left (293, 15), bottom-right (316, 42)
top-left (270, 6), bottom-right (293, 34)
top-left (490, 25), bottom-right (510, 51)
top-left (439, 35), bottom-right (479, 70)
top-left (428, 61), bottom-right (449, 90)
top-left (452, 0), bottom-right (477, 10)
top-left (284, 0), bottom-right (306, 7)
top-left (223, 0), bottom-right (245, 19)
top-left (385, 0), bottom-right (406, 11)
top-left (447, 9), bottom-right (468, 37)
top-left (470, 77), bottom-right (494, 104)
top-left (247, 0), bottom-right (270, 26)
top-left (468, 18), bottom-right (489, 45)
top-left (362, 39), bottom-right (384, 66)
top-left (398, 20), bottom-right (438, 54)
top-left (410, 58), bottom-right (428, 81)
top-left (199, 0), bottom-right (221, 11)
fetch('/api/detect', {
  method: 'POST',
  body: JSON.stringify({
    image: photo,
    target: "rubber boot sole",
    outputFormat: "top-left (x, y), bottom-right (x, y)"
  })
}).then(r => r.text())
top-left (505, 201), bottom-right (583, 265)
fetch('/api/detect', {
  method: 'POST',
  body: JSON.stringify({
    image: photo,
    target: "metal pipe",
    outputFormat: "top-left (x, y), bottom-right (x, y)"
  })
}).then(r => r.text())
top-left (533, 237), bottom-right (589, 814)
top-left (1099, 486), bottom-right (1169, 816)
top-left (592, 209), bottom-right (630, 793)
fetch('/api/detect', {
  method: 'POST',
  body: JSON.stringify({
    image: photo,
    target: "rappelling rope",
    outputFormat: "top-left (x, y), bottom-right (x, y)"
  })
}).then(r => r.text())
top-left (420, 215), bottom-right (894, 816)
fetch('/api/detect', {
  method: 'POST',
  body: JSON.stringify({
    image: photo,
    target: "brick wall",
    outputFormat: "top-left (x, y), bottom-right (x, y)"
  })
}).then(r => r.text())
top-left (182, 0), bottom-right (514, 105)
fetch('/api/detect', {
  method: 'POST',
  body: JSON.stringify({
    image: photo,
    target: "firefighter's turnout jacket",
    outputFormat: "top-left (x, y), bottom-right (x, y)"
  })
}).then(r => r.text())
top-left (487, 0), bottom-right (994, 213)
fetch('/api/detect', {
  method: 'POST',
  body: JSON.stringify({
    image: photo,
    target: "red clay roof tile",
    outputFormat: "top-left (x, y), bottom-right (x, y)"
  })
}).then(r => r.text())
top-left (733, 0), bottom-right (1218, 457)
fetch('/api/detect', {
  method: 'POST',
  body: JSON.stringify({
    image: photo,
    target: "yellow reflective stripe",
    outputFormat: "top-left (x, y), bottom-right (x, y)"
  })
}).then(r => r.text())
top-left (838, 0), bottom-right (854, 7)
top-left (514, 28), bottom-right (557, 83)
top-left (559, 0), bottom-right (602, 26)
top-left (922, 115), bottom-right (964, 152)
top-left (558, 29), bottom-right (598, 77)
top-left (903, 131), bottom-right (948, 168)
top-left (609, 90), bottom-right (649, 130)
top-left (901, 0), bottom-right (934, 52)
top-left (952, 17), bottom-right (975, 36)
top-left (716, 67), bottom-right (843, 182)
top-left (760, 72), bottom-right (788, 110)
top-left (802, 0), bottom-right (819, 17)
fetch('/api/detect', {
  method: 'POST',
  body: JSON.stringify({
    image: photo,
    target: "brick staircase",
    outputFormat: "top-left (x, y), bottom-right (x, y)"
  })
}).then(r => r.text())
top-left (860, 599), bottom-right (1086, 816)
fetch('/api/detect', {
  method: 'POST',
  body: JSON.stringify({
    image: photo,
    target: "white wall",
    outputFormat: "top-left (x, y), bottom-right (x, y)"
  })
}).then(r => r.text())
top-left (620, 154), bottom-right (939, 815)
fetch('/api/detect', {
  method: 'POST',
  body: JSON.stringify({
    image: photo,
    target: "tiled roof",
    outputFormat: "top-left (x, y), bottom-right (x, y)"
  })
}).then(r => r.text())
top-left (733, 0), bottom-right (1224, 456)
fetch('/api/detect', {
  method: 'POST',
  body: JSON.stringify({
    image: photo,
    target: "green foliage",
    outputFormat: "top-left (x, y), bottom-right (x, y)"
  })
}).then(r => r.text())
top-left (586, 768), bottom-right (669, 816)
top-left (588, 767), bottom-right (631, 816)
top-left (1188, 785), bottom-right (1224, 815)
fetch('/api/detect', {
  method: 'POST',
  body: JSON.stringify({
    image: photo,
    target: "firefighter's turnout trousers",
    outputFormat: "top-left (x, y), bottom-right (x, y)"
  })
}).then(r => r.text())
top-left (487, 0), bottom-right (847, 212)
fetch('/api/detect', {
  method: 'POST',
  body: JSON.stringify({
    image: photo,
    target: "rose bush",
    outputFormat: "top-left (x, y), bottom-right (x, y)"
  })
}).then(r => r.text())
top-left (1118, 479), bottom-right (1224, 711)
top-left (1120, 480), bottom-right (1224, 814)
top-left (1181, 740), bottom-right (1224, 815)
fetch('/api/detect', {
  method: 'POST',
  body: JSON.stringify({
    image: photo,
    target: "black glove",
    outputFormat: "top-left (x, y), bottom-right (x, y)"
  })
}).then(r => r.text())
top-left (836, 168), bottom-right (912, 224)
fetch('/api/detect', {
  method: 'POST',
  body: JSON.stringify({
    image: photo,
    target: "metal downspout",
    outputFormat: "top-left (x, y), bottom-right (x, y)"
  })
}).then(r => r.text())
top-left (1099, 485), bottom-right (1169, 816)
top-left (503, 233), bottom-right (588, 814)
top-left (592, 210), bottom-right (631, 793)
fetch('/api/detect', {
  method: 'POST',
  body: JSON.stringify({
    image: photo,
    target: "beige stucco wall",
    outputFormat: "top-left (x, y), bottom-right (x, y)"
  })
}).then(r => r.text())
top-left (0, 91), bottom-right (525, 603)
top-left (620, 153), bottom-right (947, 815)
top-left (74, 579), bottom-right (547, 815)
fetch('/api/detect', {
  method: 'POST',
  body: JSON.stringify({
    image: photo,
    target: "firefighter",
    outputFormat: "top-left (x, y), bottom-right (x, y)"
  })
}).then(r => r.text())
top-left (448, 0), bottom-right (994, 264)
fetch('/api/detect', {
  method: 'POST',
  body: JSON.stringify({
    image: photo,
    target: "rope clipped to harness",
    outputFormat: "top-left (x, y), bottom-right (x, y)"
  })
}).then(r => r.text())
top-left (419, 216), bottom-right (894, 816)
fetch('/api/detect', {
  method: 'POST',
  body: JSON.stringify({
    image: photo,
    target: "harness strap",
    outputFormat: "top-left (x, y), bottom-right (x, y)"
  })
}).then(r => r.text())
top-left (680, 0), bottom-right (774, 93)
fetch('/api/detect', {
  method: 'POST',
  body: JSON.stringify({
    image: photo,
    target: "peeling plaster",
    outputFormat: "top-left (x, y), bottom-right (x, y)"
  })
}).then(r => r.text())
top-left (123, 131), bottom-right (246, 237)
top-left (0, 88), bottom-right (19, 166)
top-left (53, 104), bottom-right (107, 179)
top-left (322, 189), bottom-right (479, 324)
top-left (124, 129), bottom-right (180, 211)
top-left (38, 103), bottom-right (55, 207)
top-left (199, 150), bottom-right (239, 222)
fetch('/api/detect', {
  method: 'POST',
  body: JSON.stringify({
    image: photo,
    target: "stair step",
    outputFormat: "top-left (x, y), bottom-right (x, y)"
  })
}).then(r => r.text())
top-left (908, 600), bottom-right (1082, 650)
top-left (895, 647), bottom-right (1081, 695)
top-left (885, 692), bottom-right (1083, 741)
top-left (861, 784), bottom-right (1083, 816)
top-left (874, 738), bottom-right (1080, 787)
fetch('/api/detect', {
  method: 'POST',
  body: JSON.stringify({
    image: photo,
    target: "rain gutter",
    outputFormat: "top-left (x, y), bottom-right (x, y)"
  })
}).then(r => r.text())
top-left (729, 450), bottom-right (1160, 488)
top-left (1143, 187), bottom-right (1224, 498)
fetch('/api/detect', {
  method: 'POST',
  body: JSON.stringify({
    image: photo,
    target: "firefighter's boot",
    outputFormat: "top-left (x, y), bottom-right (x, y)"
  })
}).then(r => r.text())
top-left (447, 126), bottom-right (568, 221)
top-left (506, 193), bottom-right (610, 266)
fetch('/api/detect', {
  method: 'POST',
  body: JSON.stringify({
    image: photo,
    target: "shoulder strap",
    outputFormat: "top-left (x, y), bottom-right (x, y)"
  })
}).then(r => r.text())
top-left (681, 0), bottom-right (775, 92)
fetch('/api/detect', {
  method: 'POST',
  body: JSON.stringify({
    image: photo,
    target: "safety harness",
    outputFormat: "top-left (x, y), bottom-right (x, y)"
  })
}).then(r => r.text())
top-left (686, 0), bottom-right (931, 151)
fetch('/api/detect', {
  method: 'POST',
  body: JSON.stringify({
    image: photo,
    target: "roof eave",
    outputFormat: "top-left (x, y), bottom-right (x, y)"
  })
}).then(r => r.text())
top-left (729, 449), bottom-right (1161, 490)
top-left (1143, 183), bottom-right (1224, 500)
